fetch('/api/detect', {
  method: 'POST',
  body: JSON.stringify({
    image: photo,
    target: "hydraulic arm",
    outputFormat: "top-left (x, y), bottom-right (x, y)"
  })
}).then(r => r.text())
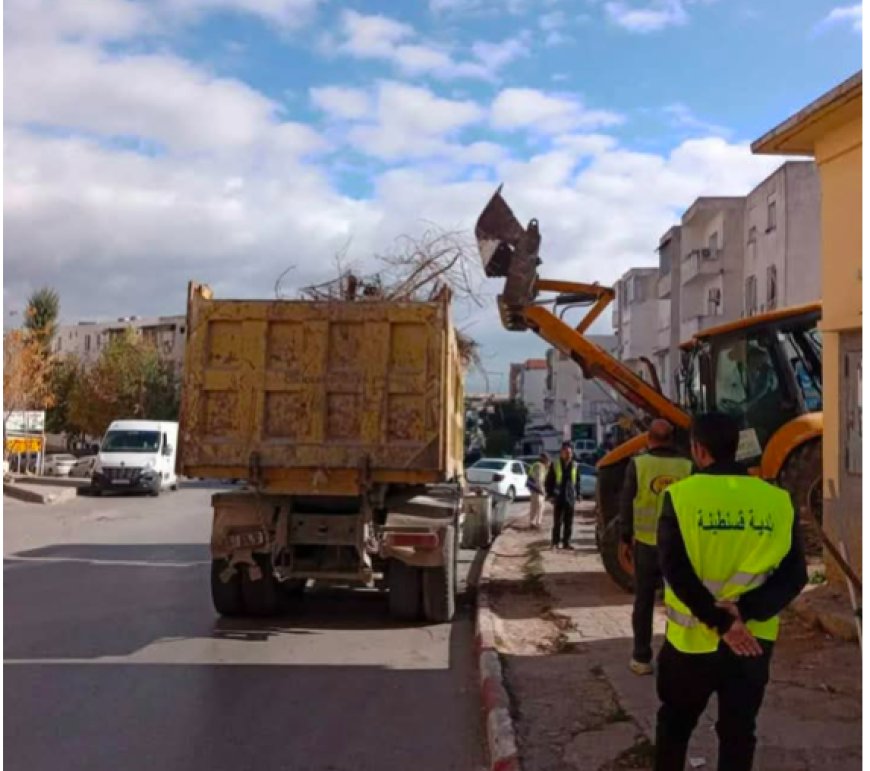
top-left (475, 186), bottom-right (690, 430)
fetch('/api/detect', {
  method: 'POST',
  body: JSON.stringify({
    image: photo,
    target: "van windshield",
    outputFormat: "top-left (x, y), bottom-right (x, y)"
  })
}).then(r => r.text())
top-left (102, 430), bottom-right (161, 453)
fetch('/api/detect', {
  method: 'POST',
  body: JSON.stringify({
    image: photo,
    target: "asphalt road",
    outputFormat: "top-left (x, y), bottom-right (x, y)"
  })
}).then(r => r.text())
top-left (4, 482), bottom-right (502, 771)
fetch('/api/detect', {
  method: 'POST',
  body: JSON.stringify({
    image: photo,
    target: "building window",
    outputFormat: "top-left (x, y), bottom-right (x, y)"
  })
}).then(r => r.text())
top-left (766, 265), bottom-right (777, 310)
top-left (708, 232), bottom-right (719, 254)
top-left (745, 275), bottom-right (758, 316)
top-left (707, 287), bottom-right (722, 315)
top-left (85, 334), bottom-right (91, 352)
top-left (748, 225), bottom-right (757, 243)
top-left (766, 196), bottom-right (777, 232)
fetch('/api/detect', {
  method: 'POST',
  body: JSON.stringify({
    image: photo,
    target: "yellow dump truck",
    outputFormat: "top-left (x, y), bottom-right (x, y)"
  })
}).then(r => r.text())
top-left (179, 283), bottom-right (468, 622)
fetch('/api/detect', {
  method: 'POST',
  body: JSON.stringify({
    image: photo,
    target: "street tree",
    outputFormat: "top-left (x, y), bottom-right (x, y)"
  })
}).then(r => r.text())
top-left (3, 329), bottom-right (55, 456)
top-left (68, 330), bottom-right (179, 437)
top-left (24, 287), bottom-right (60, 353)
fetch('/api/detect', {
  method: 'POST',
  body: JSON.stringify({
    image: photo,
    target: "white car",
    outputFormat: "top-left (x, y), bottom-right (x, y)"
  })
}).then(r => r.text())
top-left (70, 455), bottom-right (97, 479)
top-left (43, 454), bottom-right (77, 477)
top-left (466, 458), bottom-right (530, 502)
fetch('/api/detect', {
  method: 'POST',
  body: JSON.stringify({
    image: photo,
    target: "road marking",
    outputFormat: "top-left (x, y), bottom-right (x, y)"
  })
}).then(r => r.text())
top-left (3, 556), bottom-right (209, 568)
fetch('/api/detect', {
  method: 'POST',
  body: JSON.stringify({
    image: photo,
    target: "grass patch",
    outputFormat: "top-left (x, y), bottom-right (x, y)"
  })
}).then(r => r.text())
top-left (610, 735), bottom-right (656, 768)
top-left (521, 545), bottom-right (545, 593)
top-left (604, 705), bottom-right (630, 724)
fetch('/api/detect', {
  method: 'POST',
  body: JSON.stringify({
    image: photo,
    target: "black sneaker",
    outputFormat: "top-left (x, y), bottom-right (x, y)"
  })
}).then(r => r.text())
top-left (562, 543), bottom-right (575, 551)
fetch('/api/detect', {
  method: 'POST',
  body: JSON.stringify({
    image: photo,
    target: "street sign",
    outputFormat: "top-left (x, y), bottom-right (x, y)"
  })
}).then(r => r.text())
top-left (5, 411), bottom-right (45, 434)
top-left (6, 436), bottom-right (43, 454)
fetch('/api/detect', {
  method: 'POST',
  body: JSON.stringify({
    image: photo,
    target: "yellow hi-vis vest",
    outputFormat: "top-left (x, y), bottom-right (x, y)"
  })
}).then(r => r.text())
top-left (664, 474), bottom-right (794, 654)
top-left (553, 461), bottom-right (577, 486)
top-left (632, 453), bottom-right (692, 546)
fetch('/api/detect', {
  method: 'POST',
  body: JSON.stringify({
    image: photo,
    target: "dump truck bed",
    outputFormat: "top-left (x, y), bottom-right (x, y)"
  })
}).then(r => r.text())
top-left (179, 284), bottom-right (464, 495)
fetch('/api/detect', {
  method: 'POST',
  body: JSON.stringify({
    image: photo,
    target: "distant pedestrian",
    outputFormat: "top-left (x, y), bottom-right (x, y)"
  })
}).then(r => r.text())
top-left (526, 453), bottom-right (549, 529)
top-left (619, 419), bottom-right (691, 675)
top-left (654, 412), bottom-right (807, 771)
top-left (544, 442), bottom-right (581, 550)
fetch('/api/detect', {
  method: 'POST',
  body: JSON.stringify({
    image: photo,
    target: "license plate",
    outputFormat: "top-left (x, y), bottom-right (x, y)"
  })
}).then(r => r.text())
top-left (112, 479), bottom-right (131, 485)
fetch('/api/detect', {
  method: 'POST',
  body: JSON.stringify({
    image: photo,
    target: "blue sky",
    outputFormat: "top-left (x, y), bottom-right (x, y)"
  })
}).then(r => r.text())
top-left (4, 0), bottom-right (862, 391)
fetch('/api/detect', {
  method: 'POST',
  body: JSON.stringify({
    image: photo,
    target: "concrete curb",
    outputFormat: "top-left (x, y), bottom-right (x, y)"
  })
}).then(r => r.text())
top-left (476, 542), bottom-right (522, 771)
top-left (4, 482), bottom-right (78, 505)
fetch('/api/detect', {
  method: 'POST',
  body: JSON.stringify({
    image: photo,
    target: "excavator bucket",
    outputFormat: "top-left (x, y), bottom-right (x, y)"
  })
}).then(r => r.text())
top-left (475, 186), bottom-right (540, 330)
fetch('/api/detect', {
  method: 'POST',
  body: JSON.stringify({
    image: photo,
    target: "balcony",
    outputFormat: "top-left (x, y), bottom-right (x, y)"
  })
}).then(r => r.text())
top-left (657, 271), bottom-right (672, 299)
top-left (681, 248), bottom-right (723, 286)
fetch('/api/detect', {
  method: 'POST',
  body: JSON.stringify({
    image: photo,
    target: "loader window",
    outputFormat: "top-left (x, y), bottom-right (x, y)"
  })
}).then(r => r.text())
top-left (778, 330), bottom-right (822, 411)
top-left (711, 335), bottom-right (789, 453)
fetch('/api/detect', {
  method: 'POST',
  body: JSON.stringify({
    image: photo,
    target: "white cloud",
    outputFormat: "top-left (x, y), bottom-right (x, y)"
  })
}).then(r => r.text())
top-left (819, 3), bottom-right (862, 32)
top-left (5, 0), bottom-right (322, 43)
top-left (664, 103), bottom-right (729, 137)
top-left (539, 10), bottom-right (570, 45)
top-left (491, 88), bottom-right (624, 134)
top-left (604, 0), bottom-right (689, 32)
top-left (310, 86), bottom-right (372, 120)
top-left (552, 134), bottom-right (619, 156)
top-left (347, 81), bottom-right (485, 160)
top-left (6, 42), bottom-right (325, 156)
top-left (331, 9), bottom-right (525, 80)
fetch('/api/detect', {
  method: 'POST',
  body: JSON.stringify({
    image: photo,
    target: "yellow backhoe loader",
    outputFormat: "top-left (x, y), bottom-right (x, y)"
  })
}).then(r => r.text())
top-left (476, 187), bottom-right (823, 590)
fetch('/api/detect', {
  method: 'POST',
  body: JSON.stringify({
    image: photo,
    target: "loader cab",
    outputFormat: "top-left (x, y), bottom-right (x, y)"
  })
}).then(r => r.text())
top-left (679, 304), bottom-right (822, 464)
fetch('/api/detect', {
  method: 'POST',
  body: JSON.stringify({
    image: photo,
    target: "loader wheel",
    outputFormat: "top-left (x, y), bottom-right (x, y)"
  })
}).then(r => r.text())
top-left (596, 460), bottom-right (634, 593)
top-left (423, 525), bottom-right (457, 623)
top-left (598, 517), bottom-right (634, 593)
top-left (778, 439), bottom-right (823, 557)
top-left (388, 559), bottom-right (423, 621)
top-left (211, 558), bottom-right (244, 617)
top-left (241, 553), bottom-right (280, 616)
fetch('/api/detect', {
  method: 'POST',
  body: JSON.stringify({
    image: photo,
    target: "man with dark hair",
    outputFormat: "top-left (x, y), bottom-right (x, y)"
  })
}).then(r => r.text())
top-left (545, 441), bottom-right (580, 550)
top-left (654, 412), bottom-right (808, 771)
top-left (619, 419), bottom-right (691, 675)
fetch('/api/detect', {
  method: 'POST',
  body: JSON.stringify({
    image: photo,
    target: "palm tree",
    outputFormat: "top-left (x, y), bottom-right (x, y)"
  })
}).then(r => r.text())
top-left (24, 287), bottom-right (60, 351)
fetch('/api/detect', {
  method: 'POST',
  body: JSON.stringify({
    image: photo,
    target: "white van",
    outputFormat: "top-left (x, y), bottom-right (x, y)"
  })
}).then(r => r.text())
top-left (91, 420), bottom-right (179, 496)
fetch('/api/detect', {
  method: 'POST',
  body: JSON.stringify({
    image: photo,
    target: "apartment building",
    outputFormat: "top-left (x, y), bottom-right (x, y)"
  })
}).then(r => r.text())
top-left (678, 197), bottom-right (745, 343)
top-left (743, 161), bottom-right (820, 316)
top-left (544, 336), bottom-right (618, 442)
top-left (53, 315), bottom-right (187, 372)
top-left (516, 359), bottom-right (548, 423)
top-left (612, 267), bottom-right (661, 380)
top-left (654, 226), bottom-right (682, 398)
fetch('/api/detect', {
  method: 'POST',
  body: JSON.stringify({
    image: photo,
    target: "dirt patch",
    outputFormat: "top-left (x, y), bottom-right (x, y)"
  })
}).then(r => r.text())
top-left (485, 505), bottom-right (862, 771)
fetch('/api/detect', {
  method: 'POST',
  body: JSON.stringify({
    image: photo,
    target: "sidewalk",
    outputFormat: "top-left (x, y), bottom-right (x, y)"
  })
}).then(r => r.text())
top-left (485, 504), bottom-right (862, 771)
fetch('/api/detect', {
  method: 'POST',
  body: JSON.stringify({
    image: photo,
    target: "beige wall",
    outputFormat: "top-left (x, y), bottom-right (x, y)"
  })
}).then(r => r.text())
top-left (816, 113), bottom-right (862, 580)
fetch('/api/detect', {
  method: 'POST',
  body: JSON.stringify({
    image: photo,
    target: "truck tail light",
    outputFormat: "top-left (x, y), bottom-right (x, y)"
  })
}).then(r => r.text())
top-left (492, 473), bottom-right (504, 482)
top-left (386, 532), bottom-right (439, 549)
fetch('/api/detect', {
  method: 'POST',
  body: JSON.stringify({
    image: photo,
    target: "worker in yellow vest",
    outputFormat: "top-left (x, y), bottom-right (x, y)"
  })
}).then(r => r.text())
top-left (619, 419), bottom-right (692, 675)
top-left (654, 412), bottom-right (807, 771)
top-left (544, 441), bottom-right (580, 550)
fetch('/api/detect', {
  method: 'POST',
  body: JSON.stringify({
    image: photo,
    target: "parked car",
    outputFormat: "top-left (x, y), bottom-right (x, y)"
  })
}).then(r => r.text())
top-left (43, 454), bottom-right (77, 477)
top-left (466, 458), bottom-right (531, 501)
top-left (577, 463), bottom-right (597, 500)
top-left (70, 455), bottom-right (97, 479)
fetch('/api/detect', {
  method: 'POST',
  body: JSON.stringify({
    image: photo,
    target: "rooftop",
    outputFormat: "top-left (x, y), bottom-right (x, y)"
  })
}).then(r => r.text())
top-left (753, 71), bottom-right (862, 155)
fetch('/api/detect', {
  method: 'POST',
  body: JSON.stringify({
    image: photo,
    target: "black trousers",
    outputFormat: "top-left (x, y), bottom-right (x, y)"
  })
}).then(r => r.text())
top-left (655, 639), bottom-right (773, 771)
top-left (631, 541), bottom-right (661, 664)
top-left (551, 501), bottom-right (574, 547)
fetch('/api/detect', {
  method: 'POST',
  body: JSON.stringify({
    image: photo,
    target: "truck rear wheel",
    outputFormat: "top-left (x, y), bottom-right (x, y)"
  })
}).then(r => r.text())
top-left (388, 560), bottom-right (422, 621)
top-left (211, 559), bottom-right (244, 616)
top-left (241, 553), bottom-right (280, 616)
top-left (423, 525), bottom-right (457, 623)
top-left (778, 439), bottom-right (823, 557)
